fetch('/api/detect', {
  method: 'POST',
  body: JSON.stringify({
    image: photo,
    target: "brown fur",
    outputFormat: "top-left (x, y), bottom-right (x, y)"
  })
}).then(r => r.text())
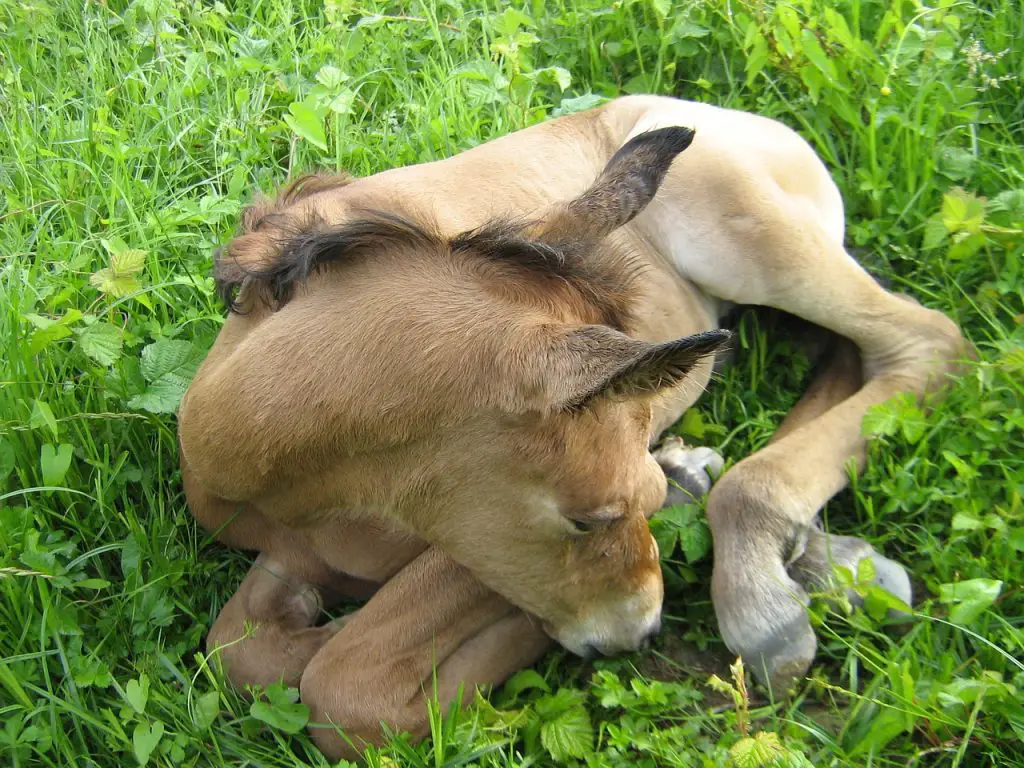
top-left (178, 95), bottom-right (966, 760)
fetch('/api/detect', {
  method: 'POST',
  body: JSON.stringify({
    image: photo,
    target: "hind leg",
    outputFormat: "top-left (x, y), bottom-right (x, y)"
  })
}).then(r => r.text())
top-left (625, 105), bottom-right (966, 690)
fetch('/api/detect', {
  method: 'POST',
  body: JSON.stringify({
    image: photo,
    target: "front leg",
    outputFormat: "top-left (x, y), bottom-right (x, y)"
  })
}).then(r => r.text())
top-left (300, 546), bottom-right (551, 761)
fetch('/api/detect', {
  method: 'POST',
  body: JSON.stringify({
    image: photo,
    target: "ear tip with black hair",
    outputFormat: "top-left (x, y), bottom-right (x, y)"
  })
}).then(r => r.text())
top-left (623, 125), bottom-right (696, 160)
top-left (645, 125), bottom-right (696, 153)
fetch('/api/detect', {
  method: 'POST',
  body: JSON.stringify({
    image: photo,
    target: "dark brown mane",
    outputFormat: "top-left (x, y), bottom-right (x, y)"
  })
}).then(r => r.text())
top-left (241, 172), bottom-right (356, 234)
top-left (451, 216), bottom-right (644, 330)
top-left (215, 205), bottom-right (643, 329)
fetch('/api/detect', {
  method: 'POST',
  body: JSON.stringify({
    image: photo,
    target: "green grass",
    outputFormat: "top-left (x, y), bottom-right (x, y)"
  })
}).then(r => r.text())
top-left (1, 0), bottom-right (1022, 765)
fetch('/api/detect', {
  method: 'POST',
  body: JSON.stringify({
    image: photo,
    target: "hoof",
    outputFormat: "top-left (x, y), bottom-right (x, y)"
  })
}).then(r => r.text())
top-left (654, 437), bottom-right (724, 504)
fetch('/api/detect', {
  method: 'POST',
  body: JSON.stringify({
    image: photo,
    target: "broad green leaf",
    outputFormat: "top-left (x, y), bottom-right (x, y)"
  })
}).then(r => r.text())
top-left (989, 188), bottom-right (1024, 219)
top-left (250, 687), bottom-right (310, 734)
top-left (938, 578), bottom-right (1002, 624)
top-left (671, 19), bottom-right (709, 39)
top-left (132, 720), bottom-right (163, 766)
top-left (128, 340), bottom-right (205, 414)
top-left (193, 691), bottom-right (220, 729)
top-left (942, 450), bottom-right (979, 481)
top-left (745, 33), bottom-right (769, 86)
top-left (125, 675), bottom-right (150, 714)
top-left (1009, 528), bottom-right (1024, 552)
top-left (951, 512), bottom-right (983, 530)
top-left (848, 707), bottom-right (911, 756)
top-left (864, 585), bottom-right (912, 620)
top-left (921, 215), bottom-right (948, 250)
top-left (801, 29), bottom-right (838, 84)
top-left (823, 8), bottom-right (856, 48)
top-left (535, 66), bottom-right (571, 92)
top-left (315, 64), bottom-right (348, 89)
top-left (553, 93), bottom-right (607, 116)
top-left (899, 405), bottom-right (928, 443)
top-left (28, 323), bottom-right (73, 355)
top-left (77, 322), bottom-right (123, 366)
top-left (856, 555), bottom-right (877, 583)
top-left (540, 705), bottom-right (592, 762)
top-left (40, 443), bottom-right (73, 485)
top-left (501, 669), bottom-right (551, 699)
top-left (650, 0), bottom-right (670, 21)
top-left (283, 102), bottom-right (328, 151)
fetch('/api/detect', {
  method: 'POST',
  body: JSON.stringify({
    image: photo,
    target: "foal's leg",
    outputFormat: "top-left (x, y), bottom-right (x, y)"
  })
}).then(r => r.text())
top-left (698, 239), bottom-right (963, 691)
top-left (205, 554), bottom-right (353, 690)
top-left (630, 119), bottom-right (966, 690)
top-left (185, 464), bottom-right (382, 691)
top-left (300, 546), bottom-right (551, 761)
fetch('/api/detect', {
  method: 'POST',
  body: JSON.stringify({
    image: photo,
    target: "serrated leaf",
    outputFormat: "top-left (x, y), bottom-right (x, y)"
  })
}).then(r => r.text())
top-left (112, 249), bottom-right (147, 275)
top-left (91, 247), bottom-right (147, 299)
top-left (284, 102), bottom-right (328, 151)
top-left (90, 269), bottom-right (142, 298)
top-left (540, 705), bottom-right (593, 762)
top-left (938, 578), bottom-right (1002, 624)
top-left (856, 555), bottom-right (877, 583)
top-left (125, 675), bottom-right (150, 714)
top-left (40, 443), bottom-right (73, 485)
top-left (941, 188), bottom-right (985, 234)
top-left (193, 691), bottom-right (220, 729)
top-left (128, 340), bottom-right (204, 414)
top-left (899, 405), bottom-right (927, 443)
top-left (132, 720), bottom-right (163, 766)
top-left (728, 731), bottom-right (785, 768)
top-left (77, 322), bottom-right (124, 366)
top-left (678, 519), bottom-right (711, 564)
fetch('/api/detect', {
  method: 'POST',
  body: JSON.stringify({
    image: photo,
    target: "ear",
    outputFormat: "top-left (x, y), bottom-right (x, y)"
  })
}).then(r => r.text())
top-left (534, 126), bottom-right (695, 247)
top-left (537, 325), bottom-right (732, 412)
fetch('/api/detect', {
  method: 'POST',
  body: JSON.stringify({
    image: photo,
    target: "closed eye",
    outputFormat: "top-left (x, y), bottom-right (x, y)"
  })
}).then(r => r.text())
top-left (564, 503), bottom-right (626, 535)
top-left (569, 518), bottom-right (598, 534)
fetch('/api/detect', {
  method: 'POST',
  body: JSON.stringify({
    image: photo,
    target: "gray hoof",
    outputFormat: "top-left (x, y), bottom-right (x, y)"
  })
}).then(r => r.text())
top-left (789, 530), bottom-right (913, 616)
top-left (653, 437), bottom-right (724, 504)
top-left (742, 615), bottom-right (818, 694)
top-left (712, 561), bottom-right (817, 696)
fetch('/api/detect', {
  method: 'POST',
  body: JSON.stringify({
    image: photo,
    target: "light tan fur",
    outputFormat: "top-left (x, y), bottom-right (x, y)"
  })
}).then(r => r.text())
top-left (178, 95), bottom-right (965, 759)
